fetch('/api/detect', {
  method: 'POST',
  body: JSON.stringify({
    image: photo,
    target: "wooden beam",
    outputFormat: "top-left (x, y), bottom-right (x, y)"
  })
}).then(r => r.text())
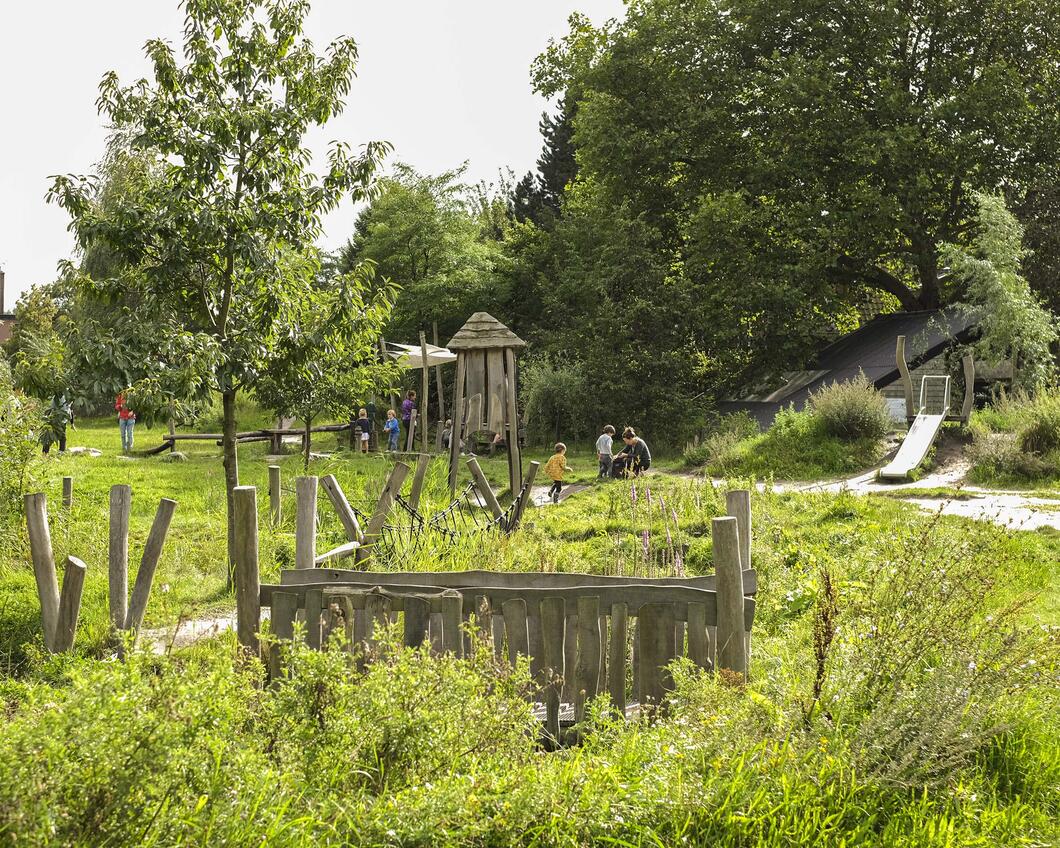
top-left (320, 474), bottom-right (364, 544)
top-left (448, 352), bottom-right (467, 495)
top-left (510, 460), bottom-right (540, 530)
top-left (420, 330), bottom-right (431, 454)
top-left (433, 321), bottom-right (445, 433)
top-left (503, 347), bottom-right (522, 498)
top-left (125, 498), bottom-right (178, 633)
top-left (466, 457), bottom-right (504, 521)
top-left (358, 461), bottom-right (412, 561)
top-left (407, 453), bottom-right (431, 511)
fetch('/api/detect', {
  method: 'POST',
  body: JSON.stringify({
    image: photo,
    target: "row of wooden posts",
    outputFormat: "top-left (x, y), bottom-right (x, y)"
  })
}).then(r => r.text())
top-left (25, 480), bottom-right (177, 653)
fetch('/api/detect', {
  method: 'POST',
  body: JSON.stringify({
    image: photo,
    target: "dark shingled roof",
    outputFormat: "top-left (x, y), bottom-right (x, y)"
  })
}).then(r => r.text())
top-left (447, 312), bottom-right (526, 351)
top-left (719, 307), bottom-right (980, 428)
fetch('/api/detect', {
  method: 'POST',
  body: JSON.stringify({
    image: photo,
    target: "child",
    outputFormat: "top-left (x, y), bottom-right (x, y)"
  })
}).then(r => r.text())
top-left (595, 424), bottom-right (615, 479)
top-left (383, 409), bottom-right (400, 452)
top-left (355, 407), bottom-right (371, 454)
top-left (544, 442), bottom-right (573, 504)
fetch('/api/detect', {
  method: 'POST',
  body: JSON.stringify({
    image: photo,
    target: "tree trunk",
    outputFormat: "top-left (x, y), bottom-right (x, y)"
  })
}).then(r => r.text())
top-left (303, 415), bottom-right (312, 472)
top-left (222, 387), bottom-right (240, 591)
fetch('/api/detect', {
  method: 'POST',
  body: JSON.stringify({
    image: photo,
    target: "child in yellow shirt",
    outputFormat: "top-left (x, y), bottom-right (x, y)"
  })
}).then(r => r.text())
top-left (544, 442), bottom-right (573, 504)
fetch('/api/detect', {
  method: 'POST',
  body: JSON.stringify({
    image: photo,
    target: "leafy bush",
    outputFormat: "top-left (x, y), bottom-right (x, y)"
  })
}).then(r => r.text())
top-left (806, 374), bottom-right (890, 441)
top-left (519, 355), bottom-right (593, 445)
top-left (969, 389), bottom-right (1060, 483)
top-left (683, 412), bottom-right (759, 466)
top-left (0, 355), bottom-right (40, 520)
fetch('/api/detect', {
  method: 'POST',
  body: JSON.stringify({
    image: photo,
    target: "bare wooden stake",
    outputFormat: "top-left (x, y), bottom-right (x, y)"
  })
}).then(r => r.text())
top-left (713, 516), bottom-right (747, 678)
top-left (574, 596), bottom-right (602, 725)
top-left (466, 457), bottom-right (504, 521)
top-left (108, 484), bottom-right (131, 631)
top-left (540, 597), bottom-right (566, 745)
top-left (433, 321), bottom-right (445, 426)
top-left (53, 556), bottom-right (87, 653)
top-left (407, 453), bottom-right (431, 511)
top-left (25, 493), bottom-right (60, 651)
top-left (233, 485), bottom-right (261, 655)
top-left (725, 489), bottom-right (752, 571)
top-left (608, 602), bottom-right (628, 715)
top-left (503, 347), bottom-right (522, 498)
top-left (295, 476), bottom-right (317, 570)
top-left (420, 330), bottom-right (431, 454)
top-left (268, 465), bottom-right (282, 526)
top-left (62, 477), bottom-right (73, 509)
top-left (125, 498), bottom-right (178, 633)
top-left (510, 461), bottom-right (540, 530)
top-left (448, 351), bottom-right (467, 495)
top-left (320, 474), bottom-right (364, 544)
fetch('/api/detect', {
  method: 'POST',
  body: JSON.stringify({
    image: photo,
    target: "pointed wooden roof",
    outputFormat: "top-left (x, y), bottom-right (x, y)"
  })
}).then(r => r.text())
top-left (446, 312), bottom-right (526, 350)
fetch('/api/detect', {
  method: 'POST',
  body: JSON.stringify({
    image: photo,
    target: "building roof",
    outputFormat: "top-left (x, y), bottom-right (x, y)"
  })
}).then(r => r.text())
top-left (446, 312), bottom-right (526, 351)
top-left (720, 307), bottom-right (981, 427)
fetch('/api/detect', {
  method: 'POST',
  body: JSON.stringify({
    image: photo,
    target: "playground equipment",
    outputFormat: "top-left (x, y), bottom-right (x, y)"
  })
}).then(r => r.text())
top-left (879, 335), bottom-right (976, 481)
top-left (236, 486), bottom-right (758, 742)
top-left (25, 484), bottom-right (177, 653)
top-left (447, 313), bottom-right (526, 498)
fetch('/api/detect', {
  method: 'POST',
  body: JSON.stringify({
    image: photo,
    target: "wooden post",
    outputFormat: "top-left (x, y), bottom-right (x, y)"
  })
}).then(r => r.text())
top-left (433, 321), bottom-right (445, 426)
top-left (961, 352), bottom-right (975, 422)
top-left (448, 351), bottom-right (467, 495)
top-left (712, 516), bottom-right (747, 678)
top-left (108, 484), bottom-right (131, 631)
top-left (233, 485), bottom-right (261, 655)
top-left (725, 489), bottom-right (751, 571)
top-left (501, 598), bottom-right (529, 665)
top-left (268, 465), bottom-right (282, 527)
top-left (420, 331), bottom-right (431, 454)
top-left (896, 335), bottom-right (915, 419)
top-left (510, 460), bottom-right (540, 530)
top-left (25, 493), bottom-right (60, 651)
top-left (407, 453), bottom-right (431, 511)
top-left (466, 457), bottom-right (504, 521)
top-left (124, 498), bottom-right (177, 632)
top-left (269, 591), bottom-right (299, 680)
top-left (574, 596), bottom-right (602, 725)
top-left (320, 474), bottom-right (364, 544)
top-left (687, 602), bottom-right (711, 671)
top-left (53, 556), bottom-right (88, 653)
top-left (503, 347), bottom-right (522, 499)
top-left (440, 590), bottom-right (463, 656)
top-left (638, 603), bottom-right (677, 713)
top-left (406, 409), bottom-right (417, 453)
top-left (608, 602), bottom-right (628, 715)
top-left (403, 596), bottom-right (430, 649)
top-left (295, 476), bottom-right (317, 570)
top-left (358, 461), bottom-right (412, 561)
top-left (62, 477), bottom-right (73, 508)
top-left (540, 597), bottom-right (565, 745)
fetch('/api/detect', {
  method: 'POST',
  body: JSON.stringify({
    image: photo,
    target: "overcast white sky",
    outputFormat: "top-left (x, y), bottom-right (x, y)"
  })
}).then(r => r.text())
top-left (0, 0), bottom-right (624, 307)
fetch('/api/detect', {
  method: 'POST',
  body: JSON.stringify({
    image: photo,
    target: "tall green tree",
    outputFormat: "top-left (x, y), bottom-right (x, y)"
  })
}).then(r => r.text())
top-left (511, 99), bottom-right (578, 228)
top-left (49, 0), bottom-right (388, 571)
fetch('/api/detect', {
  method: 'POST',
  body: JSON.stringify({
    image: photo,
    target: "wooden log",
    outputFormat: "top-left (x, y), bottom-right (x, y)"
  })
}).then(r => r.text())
top-left (725, 489), bottom-right (752, 571)
top-left (269, 591), bottom-right (299, 680)
top-left (24, 493), bottom-right (60, 651)
top-left (539, 597), bottom-right (565, 744)
top-left (503, 347), bottom-right (522, 498)
top-left (359, 461), bottom-right (412, 561)
top-left (609, 603), bottom-right (628, 715)
top-left (440, 590), bottom-right (463, 656)
top-left (420, 331), bottom-right (431, 454)
top-left (501, 598), bottom-right (529, 666)
top-left (448, 351), bottom-right (467, 495)
top-left (961, 352), bottom-right (975, 421)
top-left (510, 461), bottom-right (540, 531)
top-left (53, 556), bottom-right (87, 653)
top-left (108, 484), bottom-right (131, 631)
top-left (433, 321), bottom-right (445, 431)
top-left (466, 457), bottom-right (504, 521)
top-left (295, 476), bottom-right (317, 570)
top-left (713, 516), bottom-right (747, 678)
top-left (268, 465), bottom-right (282, 527)
top-left (320, 474), bottom-right (364, 544)
top-left (403, 595), bottom-right (430, 649)
top-left (62, 476), bottom-right (73, 508)
top-left (407, 453), bottom-right (431, 512)
top-left (638, 603), bottom-right (677, 714)
top-left (687, 602), bottom-right (711, 671)
top-left (233, 486), bottom-right (261, 655)
top-left (125, 498), bottom-right (177, 633)
top-left (574, 596), bottom-right (602, 725)
top-left (314, 541), bottom-right (360, 566)
top-left (896, 335), bottom-right (915, 419)
top-left (305, 588), bottom-right (324, 650)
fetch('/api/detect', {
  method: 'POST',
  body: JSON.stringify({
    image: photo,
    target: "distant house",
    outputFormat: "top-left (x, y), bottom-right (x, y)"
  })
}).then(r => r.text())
top-left (718, 307), bottom-right (999, 429)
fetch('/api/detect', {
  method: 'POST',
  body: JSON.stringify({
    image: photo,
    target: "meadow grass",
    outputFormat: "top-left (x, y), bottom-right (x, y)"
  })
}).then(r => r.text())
top-left (0, 416), bottom-right (1057, 845)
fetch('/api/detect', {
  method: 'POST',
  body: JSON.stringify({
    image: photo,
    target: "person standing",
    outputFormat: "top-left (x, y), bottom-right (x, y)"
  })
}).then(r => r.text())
top-left (42, 393), bottom-right (73, 454)
top-left (355, 407), bottom-right (371, 454)
top-left (544, 442), bottom-right (573, 504)
top-left (116, 392), bottom-right (137, 453)
top-left (595, 424), bottom-right (615, 479)
top-left (400, 390), bottom-right (417, 447)
top-left (383, 408), bottom-right (401, 452)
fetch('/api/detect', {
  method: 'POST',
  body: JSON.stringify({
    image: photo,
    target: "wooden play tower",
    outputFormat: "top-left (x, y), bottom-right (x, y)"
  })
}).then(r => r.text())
top-left (447, 313), bottom-right (525, 497)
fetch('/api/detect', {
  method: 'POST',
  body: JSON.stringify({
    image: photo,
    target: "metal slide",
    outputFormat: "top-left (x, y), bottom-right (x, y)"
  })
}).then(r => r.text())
top-left (878, 375), bottom-right (951, 481)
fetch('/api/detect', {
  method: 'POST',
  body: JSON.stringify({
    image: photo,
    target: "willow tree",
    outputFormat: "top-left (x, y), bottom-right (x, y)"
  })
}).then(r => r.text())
top-left (50, 0), bottom-right (389, 573)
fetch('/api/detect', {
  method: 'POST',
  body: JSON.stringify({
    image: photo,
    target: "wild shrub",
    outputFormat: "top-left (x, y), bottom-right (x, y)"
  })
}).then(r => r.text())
top-left (807, 374), bottom-right (890, 441)
top-left (519, 355), bottom-right (592, 445)
top-left (1018, 391), bottom-right (1060, 455)
top-left (683, 412), bottom-right (758, 466)
top-left (968, 388), bottom-right (1060, 482)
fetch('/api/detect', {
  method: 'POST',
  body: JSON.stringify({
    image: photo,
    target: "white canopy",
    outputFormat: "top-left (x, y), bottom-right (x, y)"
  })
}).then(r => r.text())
top-left (386, 341), bottom-right (457, 370)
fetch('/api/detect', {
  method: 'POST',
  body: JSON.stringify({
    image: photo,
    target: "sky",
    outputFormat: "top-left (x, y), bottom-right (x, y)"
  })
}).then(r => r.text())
top-left (0, 0), bottom-right (625, 308)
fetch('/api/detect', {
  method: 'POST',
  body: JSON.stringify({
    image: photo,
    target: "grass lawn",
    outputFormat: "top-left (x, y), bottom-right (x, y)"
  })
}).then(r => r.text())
top-left (0, 416), bottom-right (1057, 845)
